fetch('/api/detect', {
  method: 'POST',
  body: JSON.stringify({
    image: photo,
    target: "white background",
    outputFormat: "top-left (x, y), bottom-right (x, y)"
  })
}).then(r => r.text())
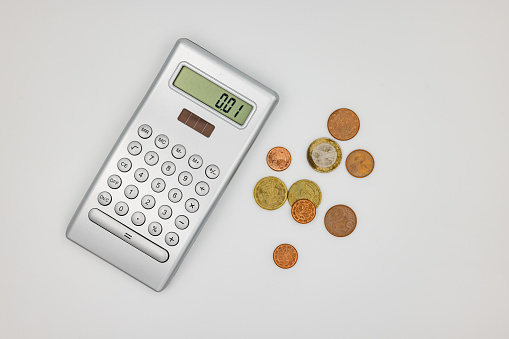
top-left (1, 1), bottom-right (509, 338)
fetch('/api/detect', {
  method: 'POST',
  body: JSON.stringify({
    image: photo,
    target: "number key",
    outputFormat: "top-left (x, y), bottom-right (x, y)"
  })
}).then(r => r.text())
top-left (151, 178), bottom-right (166, 193)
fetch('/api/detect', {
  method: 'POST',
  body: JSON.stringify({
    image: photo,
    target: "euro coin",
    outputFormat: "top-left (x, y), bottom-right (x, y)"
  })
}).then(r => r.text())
top-left (307, 137), bottom-right (342, 173)
top-left (253, 176), bottom-right (287, 210)
top-left (266, 146), bottom-right (291, 171)
top-left (346, 149), bottom-right (374, 178)
top-left (327, 108), bottom-right (360, 141)
top-left (273, 244), bottom-right (298, 269)
top-left (324, 205), bottom-right (357, 237)
top-left (288, 179), bottom-right (322, 208)
top-left (291, 199), bottom-right (316, 224)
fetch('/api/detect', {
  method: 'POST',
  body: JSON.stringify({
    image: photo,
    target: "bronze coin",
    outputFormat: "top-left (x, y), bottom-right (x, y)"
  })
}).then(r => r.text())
top-left (273, 244), bottom-right (298, 269)
top-left (327, 108), bottom-right (360, 141)
top-left (324, 205), bottom-right (357, 237)
top-left (346, 149), bottom-right (374, 178)
top-left (266, 147), bottom-right (292, 171)
top-left (291, 199), bottom-right (316, 224)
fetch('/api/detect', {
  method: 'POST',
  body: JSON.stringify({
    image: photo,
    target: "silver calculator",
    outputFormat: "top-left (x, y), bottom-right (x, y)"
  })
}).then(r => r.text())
top-left (66, 38), bottom-right (279, 291)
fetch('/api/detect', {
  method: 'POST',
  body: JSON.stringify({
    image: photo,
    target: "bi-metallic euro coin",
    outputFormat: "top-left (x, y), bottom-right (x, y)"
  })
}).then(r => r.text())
top-left (307, 138), bottom-right (342, 173)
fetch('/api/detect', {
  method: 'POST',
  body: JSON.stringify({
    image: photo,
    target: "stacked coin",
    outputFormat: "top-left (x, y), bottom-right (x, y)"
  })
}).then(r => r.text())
top-left (254, 108), bottom-right (373, 269)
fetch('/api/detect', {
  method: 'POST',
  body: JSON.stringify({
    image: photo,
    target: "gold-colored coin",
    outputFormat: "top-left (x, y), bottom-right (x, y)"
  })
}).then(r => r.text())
top-left (291, 199), bottom-right (316, 224)
top-left (346, 149), bottom-right (374, 178)
top-left (327, 108), bottom-right (360, 141)
top-left (253, 176), bottom-right (287, 210)
top-left (287, 179), bottom-right (322, 207)
top-left (273, 244), bottom-right (298, 269)
top-left (307, 137), bottom-right (342, 173)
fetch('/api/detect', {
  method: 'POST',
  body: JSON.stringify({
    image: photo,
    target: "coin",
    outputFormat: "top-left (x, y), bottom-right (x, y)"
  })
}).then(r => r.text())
top-left (288, 179), bottom-right (322, 207)
top-left (307, 138), bottom-right (342, 173)
top-left (266, 147), bottom-right (292, 171)
top-left (346, 149), bottom-right (374, 178)
top-left (291, 199), bottom-right (316, 224)
top-left (273, 244), bottom-right (298, 269)
top-left (324, 205), bottom-right (357, 237)
top-left (327, 108), bottom-right (360, 141)
top-left (253, 176), bottom-right (287, 210)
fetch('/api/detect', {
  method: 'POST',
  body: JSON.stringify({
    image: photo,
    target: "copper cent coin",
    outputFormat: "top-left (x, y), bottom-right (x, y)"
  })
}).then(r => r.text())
top-left (273, 244), bottom-right (298, 269)
top-left (324, 205), bottom-right (357, 237)
top-left (346, 149), bottom-right (375, 178)
top-left (291, 199), bottom-right (316, 224)
top-left (266, 147), bottom-right (292, 171)
top-left (327, 108), bottom-right (360, 141)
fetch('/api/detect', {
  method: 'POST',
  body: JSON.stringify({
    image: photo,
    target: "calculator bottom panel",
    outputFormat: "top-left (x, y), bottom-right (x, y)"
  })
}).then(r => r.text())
top-left (67, 211), bottom-right (189, 291)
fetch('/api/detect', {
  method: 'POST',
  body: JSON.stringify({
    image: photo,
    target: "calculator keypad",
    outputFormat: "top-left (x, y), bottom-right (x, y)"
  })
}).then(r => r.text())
top-left (94, 124), bottom-right (220, 257)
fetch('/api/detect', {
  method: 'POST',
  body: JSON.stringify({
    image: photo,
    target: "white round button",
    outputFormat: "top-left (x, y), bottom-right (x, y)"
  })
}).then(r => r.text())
top-left (185, 198), bottom-right (199, 213)
top-left (165, 232), bottom-right (179, 246)
top-left (138, 124), bottom-right (152, 139)
top-left (178, 171), bottom-right (193, 186)
top-left (131, 211), bottom-right (145, 226)
top-left (98, 191), bottom-right (112, 206)
top-left (124, 185), bottom-right (139, 199)
top-left (154, 134), bottom-right (169, 149)
top-left (107, 175), bottom-right (122, 189)
top-left (205, 165), bottom-right (220, 179)
top-left (148, 222), bottom-right (162, 236)
top-left (175, 215), bottom-right (189, 230)
top-left (195, 181), bottom-right (209, 196)
top-left (127, 141), bottom-right (142, 156)
top-left (141, 195), bottom-right (156, 209)
top-left (171, 144), bottom-right (186, 159)
top-left (115, 201), bottom-right (129, 216)
top-left (144, 151), bottom-right (159, 166)
top-left (117, 158), bottom-right (132, 172)
top-left (134, 168), bottom-right (149, 182)
top-left (188, 154), bottom-right (203, 169)
top-left (161, 161), bottom-right (176, 176)
top-left (158, 205), bottom-right (172, 220)
top-left (151, 178), bottom-right (166, 193)
top-left (168, 188), bottom-right (182, 203)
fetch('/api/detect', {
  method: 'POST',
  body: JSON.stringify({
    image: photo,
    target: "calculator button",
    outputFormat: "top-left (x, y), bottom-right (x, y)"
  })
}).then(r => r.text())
top-left (148, 222), bottom-right (162, 236)
top-left (131, 211), bottom-right (146, 226)
top-left (165, 232), bottom-right (179, 246)
top-left (151, 178), bottom-right (166, 193)
top-left (175, 215), bottom-right (189, 230)
top-left (138, 124), bottom-right (152, 139)
top-left (195, 181), bottom-right (209, 196)
top-left (172, 144), bottom-right (186, 159)
top-left (134, 168), bottom-right (149, 182)
top-left (154, 134), bottom-right (169, 149)
top-left (124, 185), bottom-right (139, 199)
top-left (141, 195), bottom-right (156, 209)
top-left (127, 141), bottom-right (142, 156)
top-left (107, 175), bottom-right (122, 189)
top-left (185, 198), bottom-right (199, 213)
top-left (144, 151), bottom-right (159, 166)
top-left (168, 188), bottom-right (182, 203)
top-left (188, 154), bottom-right (203, 169)
top-left (88, 208), bottom-right (168, 263)
top-left (114, 201), bottom-right (129, 216)
top-left (178, 171), bottom-right (193, 186)
top-left (158, 205), bottom-right (172, 220)
top-left (117, 158), bottom-right (132, 172)
top-left (205, 165), bottom-right (220, 179)
top-left (98, 191), bottom-right (112, 206)
top-left (161, 161), bottom-right (176, 176)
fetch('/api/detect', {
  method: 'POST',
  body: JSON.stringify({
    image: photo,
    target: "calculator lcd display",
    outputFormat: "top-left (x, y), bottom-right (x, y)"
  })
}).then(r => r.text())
top-left (173, 66), bottom-right (253, 126)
